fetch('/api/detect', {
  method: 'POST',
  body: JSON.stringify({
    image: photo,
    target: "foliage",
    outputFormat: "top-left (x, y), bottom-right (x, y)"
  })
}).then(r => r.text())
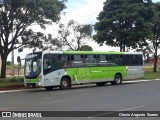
top-left (0, 0), bottom-right (66, 78)
top-left (6, 61), bottom-right (11, 65)
top-left (0, 77), bottom-right (24, 83)
top-left (94, 0), bottom-right (154, 52)
top-left (136, 3), bottom-right (160, 72)
top-left (56, 20), bottom-right (93, 51)
top-left (80, 45), bottom-right (93, 51)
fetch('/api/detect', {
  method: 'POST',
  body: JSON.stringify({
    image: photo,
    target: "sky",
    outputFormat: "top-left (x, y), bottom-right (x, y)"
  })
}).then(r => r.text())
top-left (65, 0), bottom-right (160, 24)
top-left (7, 0), bottom-right (160, 63)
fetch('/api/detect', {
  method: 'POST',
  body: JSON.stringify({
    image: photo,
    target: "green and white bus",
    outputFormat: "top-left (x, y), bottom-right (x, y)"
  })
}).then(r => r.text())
top-left (24, 51), bottom-right (144, 90)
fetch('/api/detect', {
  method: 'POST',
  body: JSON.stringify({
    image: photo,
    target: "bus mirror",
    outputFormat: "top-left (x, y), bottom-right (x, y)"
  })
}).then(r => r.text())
top-left (17, 56), bottom-right (21, 66)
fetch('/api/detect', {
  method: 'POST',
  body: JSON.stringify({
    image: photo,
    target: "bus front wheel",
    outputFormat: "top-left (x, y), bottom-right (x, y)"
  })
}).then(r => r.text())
top-left (111, 74), bottom-right (122, 85)
top-left (60, 77), bottom-right (70, 90)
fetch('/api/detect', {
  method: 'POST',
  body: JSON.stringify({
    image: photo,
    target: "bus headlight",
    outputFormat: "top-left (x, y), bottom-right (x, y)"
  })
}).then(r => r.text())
top-left (38, 82), bottom-right (42, 86)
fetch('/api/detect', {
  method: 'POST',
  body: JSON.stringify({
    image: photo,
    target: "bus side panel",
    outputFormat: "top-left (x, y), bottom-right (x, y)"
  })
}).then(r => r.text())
top-left (65, 68), bottom-right (78, 84)
top-left (44, 69), bottom-right (65, 87)
top-left (126, 66), bottom-right (144, 80)
top-left (66, 66), bottom-right (128, 83)
top-left (100, 66), bottom-right (110, 81)
top-left (90, 67), bottom-right (103, 81)
top-left (66, 67), bottom-right (105, 84)
top-left (108, 66), bottom-right (127, 81)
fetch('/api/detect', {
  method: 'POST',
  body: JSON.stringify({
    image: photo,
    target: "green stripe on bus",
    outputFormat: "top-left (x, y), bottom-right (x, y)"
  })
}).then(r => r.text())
top-left (26, 78), bottom-right (39, 83)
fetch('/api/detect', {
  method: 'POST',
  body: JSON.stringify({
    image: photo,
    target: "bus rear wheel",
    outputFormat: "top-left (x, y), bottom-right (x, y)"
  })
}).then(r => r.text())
top-left (60, 77), bottom-right (70, 90)
top-left (45, 86), bottom-right (53, 91)
top-left (111, 74), bottom-right (122, 85)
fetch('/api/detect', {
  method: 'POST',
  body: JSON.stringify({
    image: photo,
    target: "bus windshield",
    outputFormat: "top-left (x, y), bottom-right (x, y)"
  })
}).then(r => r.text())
top-left (25, 53), bottom-right (42, 79)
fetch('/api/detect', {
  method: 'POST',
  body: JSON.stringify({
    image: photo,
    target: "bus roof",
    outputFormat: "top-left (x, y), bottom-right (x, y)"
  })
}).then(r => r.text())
top-left (29, 51), bottom-right (142, 55)
top-left (64, 51), bottom-right (142, 55)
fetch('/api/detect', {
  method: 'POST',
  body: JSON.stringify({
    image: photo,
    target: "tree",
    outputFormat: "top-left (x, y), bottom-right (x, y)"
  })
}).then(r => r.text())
top-left (93, 0), bottom-right (154, 52)
top-left (0, 0), bottom-right (66, 78)
top-left (151, 3), bottom-right (160, 72)
top-left (20, 30), bottom-right (63, 52)
top-left (137, 2), bottom-right (160, 72)
top-left (80, 45), bottom-right (93, 51)
top-left (57, 20), bottom-right (93, 51)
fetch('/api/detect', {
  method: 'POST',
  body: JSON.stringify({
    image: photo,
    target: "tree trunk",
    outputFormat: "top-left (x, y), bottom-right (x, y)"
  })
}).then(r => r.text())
top-left (0, 54), bottom-right (7, 78)
top-left (120, 42), bottom-right (123, 52)
top-left (122, 39), bottom-right (126, 52)
top-left (153, 53), bottom-right (158, 72)
top-left (122, 44), bottom-right (126, 52)
top-left (153, 40), bottom-right (158, 72)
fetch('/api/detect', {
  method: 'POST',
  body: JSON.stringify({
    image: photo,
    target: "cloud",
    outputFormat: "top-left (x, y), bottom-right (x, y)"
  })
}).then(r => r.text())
top-left (153, 0), bottom-right (160, 3)
top-left (64, 0), bottom-right (106, 24)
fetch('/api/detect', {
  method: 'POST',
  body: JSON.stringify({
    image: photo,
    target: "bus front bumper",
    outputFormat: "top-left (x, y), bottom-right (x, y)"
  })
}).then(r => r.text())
top-left (25, 82), bottom-right (43, 87)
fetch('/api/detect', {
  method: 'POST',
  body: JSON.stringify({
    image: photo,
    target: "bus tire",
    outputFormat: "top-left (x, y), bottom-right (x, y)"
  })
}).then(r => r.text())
top-left (45, 86), bottom-right (53, 91)
top-left (60, 77), bottom-right (70, 90)
top-left (111, 74), bottom-right (122, 85)
top-left (96, 82), bottom-right (106, 86)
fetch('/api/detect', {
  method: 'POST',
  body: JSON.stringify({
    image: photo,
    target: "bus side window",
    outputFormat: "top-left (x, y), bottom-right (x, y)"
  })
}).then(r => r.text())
top-left (85, 55), bottom-right (97, 67)
top-left (119, 55), bottom-right (123, 65)
top-left (125, 55), bottom-right (131, 66)
top-left (134, 55), bottom-right (139, 65)
top-left (109, 55), bottom-right (118, 66)
top-left (71, 55), bottom-right (84, 67)
top-left (65, 55), bottom-right (71, 67)
top-left (139, 55), bottom-right (143, 65)
top-left (130, 55), bottom-right (139, 66)
top-left (98, 55), bottom-right (109, 66)
top-left (58, 55), bottom-right (70, 68)
top-left (121, 55), bottom-right (127, 65)
top-left (43, 54), bottom-right (54, 75)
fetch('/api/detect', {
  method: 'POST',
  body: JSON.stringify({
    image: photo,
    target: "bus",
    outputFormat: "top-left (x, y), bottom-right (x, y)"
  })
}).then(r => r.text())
top-left (23, 51), bottom-right (144, 90)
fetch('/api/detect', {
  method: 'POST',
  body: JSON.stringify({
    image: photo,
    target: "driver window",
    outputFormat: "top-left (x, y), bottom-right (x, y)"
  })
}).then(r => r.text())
top-left (33, 61), bottom-right (37, 72)
top-left (43, 54), bottom-right (56, 75)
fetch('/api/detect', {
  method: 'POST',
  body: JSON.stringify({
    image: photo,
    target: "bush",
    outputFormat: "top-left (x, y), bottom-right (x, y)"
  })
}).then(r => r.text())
top-left (6, 61), bottom-right (12, 65)
top-left (0, 77), bottom-right (24, 83)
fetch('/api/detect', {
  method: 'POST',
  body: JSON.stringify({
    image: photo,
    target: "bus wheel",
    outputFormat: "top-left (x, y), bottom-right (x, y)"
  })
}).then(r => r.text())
top-left (111, 74), bottom-right (122, 85)
top-left (96, 82), bottom-right (106, 86)
top-left (45, 86), bottom-right (53, 91)
top-left (60, 77), bottom-right (70, 90)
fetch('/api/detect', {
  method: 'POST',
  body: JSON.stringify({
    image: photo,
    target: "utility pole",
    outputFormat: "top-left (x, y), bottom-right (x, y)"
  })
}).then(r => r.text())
top-left (11, 28), bottom-right (14, 76)
top-left (0, 0), bottom-right (3, 77)
top-left (11, 50), bottom-right (14, 76)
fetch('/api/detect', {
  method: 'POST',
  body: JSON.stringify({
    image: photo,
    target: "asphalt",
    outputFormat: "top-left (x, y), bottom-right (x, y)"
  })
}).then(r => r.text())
top-left (0, 79), bottom-right (160, 120)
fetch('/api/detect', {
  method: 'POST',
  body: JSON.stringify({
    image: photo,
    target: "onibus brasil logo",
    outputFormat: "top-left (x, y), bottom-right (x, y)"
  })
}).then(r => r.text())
top-left (1, 112), bottom-right (42, 118)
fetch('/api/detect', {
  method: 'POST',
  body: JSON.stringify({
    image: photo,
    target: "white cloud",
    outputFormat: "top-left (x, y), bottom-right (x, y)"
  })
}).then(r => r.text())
top-left (64, 0), bottom-right (106, 24)
top-left (153, 0), bottom-right (160, 3)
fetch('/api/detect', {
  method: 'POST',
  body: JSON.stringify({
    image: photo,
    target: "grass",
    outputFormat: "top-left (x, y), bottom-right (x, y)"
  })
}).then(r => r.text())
top-left (144, 66), bottom-right (154, 71)
top-left (0, 77), bottom-right (24, 88)
top-left (140, 71), bottom-right (160, 80)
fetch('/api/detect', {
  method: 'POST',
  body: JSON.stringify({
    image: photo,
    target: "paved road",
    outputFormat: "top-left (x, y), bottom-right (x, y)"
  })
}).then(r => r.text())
top-left (0, 80), bottom-right (160, 119)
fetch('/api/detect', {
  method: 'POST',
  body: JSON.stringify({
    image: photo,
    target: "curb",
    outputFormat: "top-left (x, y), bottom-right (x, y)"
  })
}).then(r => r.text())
top-left (0, 88), bottom-right (42, 94)
top-left (123, 79), bottom-right (160, 83)
top-left (0, 89), bottom-right (30, 94)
